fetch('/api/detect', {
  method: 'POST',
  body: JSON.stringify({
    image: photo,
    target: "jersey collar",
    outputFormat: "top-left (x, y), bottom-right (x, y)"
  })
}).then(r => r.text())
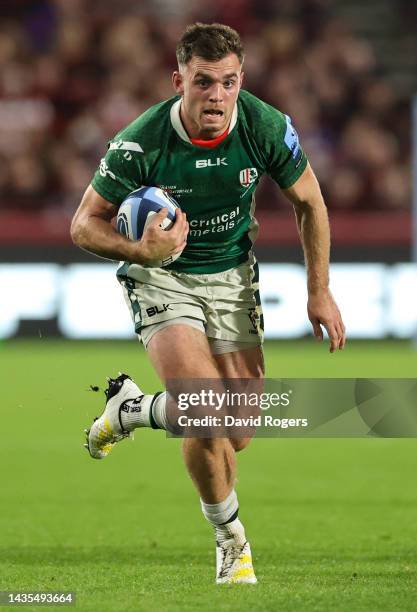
top-left (170, 98), bottom-right (238, 144)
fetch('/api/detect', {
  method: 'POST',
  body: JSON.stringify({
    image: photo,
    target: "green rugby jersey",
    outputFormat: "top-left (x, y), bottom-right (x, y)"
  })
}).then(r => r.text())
top-left (92, 89), bottom-right (307, 274)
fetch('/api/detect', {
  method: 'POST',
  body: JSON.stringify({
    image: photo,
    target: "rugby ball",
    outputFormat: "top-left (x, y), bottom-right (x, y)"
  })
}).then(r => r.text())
top-left (116, 186), bottom-right (182, 267)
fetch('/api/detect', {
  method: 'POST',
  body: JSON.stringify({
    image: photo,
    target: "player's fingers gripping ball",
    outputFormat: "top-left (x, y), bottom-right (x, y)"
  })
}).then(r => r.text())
top-left (116, 186), bottom-right (183, 267)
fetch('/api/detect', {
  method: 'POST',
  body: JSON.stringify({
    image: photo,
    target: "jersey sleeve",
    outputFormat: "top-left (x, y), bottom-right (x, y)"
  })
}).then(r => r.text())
top-left (91, 140), bottom-right (144, 205)
top-left (266, 112), bottom-right (308, 189)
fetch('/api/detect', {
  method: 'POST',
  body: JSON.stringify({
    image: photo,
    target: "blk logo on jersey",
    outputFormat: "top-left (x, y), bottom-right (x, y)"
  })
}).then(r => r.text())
top-left (196, 158), bottom-right (227, 168)
top-left (239, 168), bottom-right (258, 187)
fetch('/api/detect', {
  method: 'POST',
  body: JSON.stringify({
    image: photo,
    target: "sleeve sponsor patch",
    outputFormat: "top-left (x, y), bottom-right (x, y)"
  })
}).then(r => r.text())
top-left (99, 158), bottom-right (116, 180)
top-left (284, 114), bottom-right (301, 162)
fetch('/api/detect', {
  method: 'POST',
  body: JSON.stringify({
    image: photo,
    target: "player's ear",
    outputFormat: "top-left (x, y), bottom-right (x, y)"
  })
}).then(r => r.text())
top-left (239, 71), bottom-right (244, 88)
top-left (172, 71), bottom-right (184, 94)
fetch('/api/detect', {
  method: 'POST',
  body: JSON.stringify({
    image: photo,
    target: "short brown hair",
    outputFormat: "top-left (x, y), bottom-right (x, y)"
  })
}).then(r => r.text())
top-left (176, 23), bottom-right (244, 66)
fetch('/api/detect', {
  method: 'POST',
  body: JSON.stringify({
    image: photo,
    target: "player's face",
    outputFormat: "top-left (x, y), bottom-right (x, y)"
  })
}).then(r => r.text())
top-left (173, 54), bottom-right (243, 139)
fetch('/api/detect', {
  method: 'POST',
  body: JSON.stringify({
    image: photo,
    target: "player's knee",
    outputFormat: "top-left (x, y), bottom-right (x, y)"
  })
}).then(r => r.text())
top-left (230, 436), bottom-right (252, 452)
top-left (196, 437), bottom-right (226, 454)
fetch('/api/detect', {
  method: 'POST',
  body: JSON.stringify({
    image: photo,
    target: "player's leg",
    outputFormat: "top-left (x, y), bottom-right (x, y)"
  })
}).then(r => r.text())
top-left (84, 318), bottom-right (216, 458)
top-left (84, 261), bottom-right (210, 459)
top-left (194, 343), bottom-right (263, 583)
top-left (182, 259), bottom-right (262, 582)
top-left (147, 325), bottom-right (257, 584)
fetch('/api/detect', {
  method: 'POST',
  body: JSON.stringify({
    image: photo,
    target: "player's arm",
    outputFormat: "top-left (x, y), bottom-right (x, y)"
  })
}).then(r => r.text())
top-left (70, 185), bottom-right (188, 264)
top-left (282, 163), bottom-right (346, 352)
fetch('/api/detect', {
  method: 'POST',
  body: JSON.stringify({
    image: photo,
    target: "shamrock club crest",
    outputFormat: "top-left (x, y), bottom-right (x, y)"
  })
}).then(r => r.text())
top-left (239, 167), bottom-right (258, 188)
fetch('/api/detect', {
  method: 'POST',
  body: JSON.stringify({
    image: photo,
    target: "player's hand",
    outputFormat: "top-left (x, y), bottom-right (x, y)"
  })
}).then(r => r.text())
top-left (307, 289), bottom-right (346, 353)
top-left (133, 208), bottom-right (189, 265)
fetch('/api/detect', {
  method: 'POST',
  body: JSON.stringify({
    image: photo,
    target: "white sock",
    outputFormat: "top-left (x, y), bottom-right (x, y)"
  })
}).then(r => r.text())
top-left (201, 489), bottom-right (246, 546)
top-left (214, 517), bottom-right (246, 546)
top-left (120, 392), bottom-right (167, 431)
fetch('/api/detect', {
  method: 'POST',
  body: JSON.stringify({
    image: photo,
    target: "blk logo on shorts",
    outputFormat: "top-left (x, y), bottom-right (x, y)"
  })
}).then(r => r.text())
top-left (239, 167), bottom-right (258, 187)
top-left (146, 304), bottom-right (173, 317)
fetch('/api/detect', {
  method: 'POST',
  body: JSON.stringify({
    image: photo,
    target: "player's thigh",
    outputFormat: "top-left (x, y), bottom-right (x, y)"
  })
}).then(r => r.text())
top-left (147, 323), bottom-right (220, 381)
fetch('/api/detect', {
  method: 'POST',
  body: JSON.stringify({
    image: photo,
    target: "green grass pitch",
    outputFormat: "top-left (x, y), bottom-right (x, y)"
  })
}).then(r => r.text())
top-left (1, 339), bottom-right (417, 611)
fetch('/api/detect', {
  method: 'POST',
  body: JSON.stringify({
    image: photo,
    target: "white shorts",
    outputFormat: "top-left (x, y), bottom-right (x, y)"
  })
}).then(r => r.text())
top-left (118, 254), bottom-right (264, 349)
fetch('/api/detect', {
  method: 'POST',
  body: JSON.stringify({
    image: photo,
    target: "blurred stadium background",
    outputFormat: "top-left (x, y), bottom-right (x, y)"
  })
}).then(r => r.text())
top-left (0, 0), bottom-right (416, 341)
top-left (2, 3), bottom-right (417, 609)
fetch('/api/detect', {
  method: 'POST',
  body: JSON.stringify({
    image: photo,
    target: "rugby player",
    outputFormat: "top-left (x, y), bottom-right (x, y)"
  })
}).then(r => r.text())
top-left (71, 23), bottom-right (346, 584)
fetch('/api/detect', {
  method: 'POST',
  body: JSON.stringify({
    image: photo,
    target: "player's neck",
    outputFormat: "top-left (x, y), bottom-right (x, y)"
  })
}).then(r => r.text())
top-left (190, 128), bottom-right (229, 148)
